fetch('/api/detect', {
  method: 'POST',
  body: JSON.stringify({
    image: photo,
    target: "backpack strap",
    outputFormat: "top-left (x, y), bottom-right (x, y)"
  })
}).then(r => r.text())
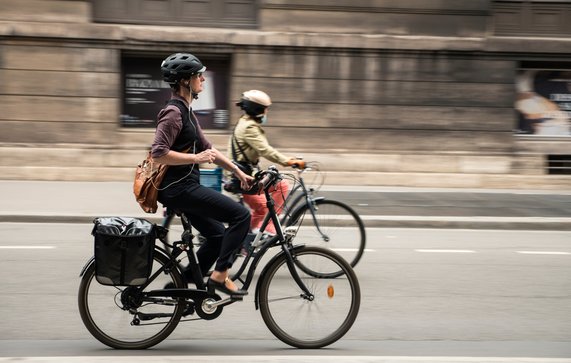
top-left (231, 125), bottom-right (258, 168)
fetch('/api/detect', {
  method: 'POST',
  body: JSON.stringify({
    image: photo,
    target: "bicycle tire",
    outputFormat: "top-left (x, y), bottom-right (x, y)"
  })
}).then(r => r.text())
top-left (287, 199), bottom-right (366, 272)
top-left (78, 249), bottom-right (186, 349)
top-left (258, 246), bottom-right (360, 349)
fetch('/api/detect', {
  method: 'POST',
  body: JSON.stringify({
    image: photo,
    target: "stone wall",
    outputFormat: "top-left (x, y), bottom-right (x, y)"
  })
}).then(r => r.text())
top-left (0, 0), bottom-right (570, 188)
top-left (259, 0), bottom-right (490, 36)
top-left (0, 44), bottom-right (120, 144)
top-left (231, 47), bottom-right (516, 155)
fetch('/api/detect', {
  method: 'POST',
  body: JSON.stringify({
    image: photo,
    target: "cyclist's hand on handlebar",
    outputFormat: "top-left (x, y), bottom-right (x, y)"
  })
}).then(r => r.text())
top-left (241, 175), bottom-right (255, 191)
top-left (234, 168), bottom-right (254, 191)
top-left (286, 158), bottom-right (305, 170)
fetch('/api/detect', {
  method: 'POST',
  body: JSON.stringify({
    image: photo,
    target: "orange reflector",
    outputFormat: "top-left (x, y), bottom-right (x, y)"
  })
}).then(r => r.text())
top-left (327, 284), bottom-right (334, 298)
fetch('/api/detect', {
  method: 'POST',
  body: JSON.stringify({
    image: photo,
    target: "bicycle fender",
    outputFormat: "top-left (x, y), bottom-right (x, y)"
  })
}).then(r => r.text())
top-left (79, 256), bottom-right (95, 277)
top-left (254, 244), bottom-right (306, 310)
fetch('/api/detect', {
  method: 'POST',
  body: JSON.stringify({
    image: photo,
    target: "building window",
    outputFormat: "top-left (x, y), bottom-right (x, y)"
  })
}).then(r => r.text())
top-left (121, 54), bottom-right (230, 129)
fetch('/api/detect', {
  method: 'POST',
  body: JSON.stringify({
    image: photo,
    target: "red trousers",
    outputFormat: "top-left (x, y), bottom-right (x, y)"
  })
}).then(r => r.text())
top-left (242, 180), bottom-right (288, 234)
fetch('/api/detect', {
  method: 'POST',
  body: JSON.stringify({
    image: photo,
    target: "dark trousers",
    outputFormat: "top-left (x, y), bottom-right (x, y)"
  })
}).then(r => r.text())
top-left (159, 183), bottom-right (250, 274)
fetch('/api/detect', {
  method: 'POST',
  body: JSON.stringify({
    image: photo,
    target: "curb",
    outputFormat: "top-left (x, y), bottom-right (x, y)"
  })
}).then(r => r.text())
top-left (2, 214), bottom-right (570, 230)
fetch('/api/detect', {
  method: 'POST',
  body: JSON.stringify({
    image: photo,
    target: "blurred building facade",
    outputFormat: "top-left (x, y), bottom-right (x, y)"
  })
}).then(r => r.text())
top-left (0, 0), bottom-right (570, 188)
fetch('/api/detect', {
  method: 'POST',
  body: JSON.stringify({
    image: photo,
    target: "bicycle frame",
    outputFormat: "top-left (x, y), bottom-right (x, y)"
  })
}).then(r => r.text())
top-left (282, 171), bottom-right (311, 214)
top-left (280, 168), bottom-right (329, 240)
top-left (78, 165), bottom-right (361, 350)
top-left (230, 186), bottom-right (313, 299)
top-left (212, 165), bottom-right (326, 239)
top-left (133, 170), bottom-right (315, 311)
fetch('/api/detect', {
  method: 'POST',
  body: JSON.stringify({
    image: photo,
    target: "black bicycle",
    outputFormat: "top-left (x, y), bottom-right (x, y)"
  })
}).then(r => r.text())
top-left (163, 161), bottom-right (366, 275)
top-left (278, 162), bottom-right (366, 272)
top-left (78, 166), bottom-right (361, 349)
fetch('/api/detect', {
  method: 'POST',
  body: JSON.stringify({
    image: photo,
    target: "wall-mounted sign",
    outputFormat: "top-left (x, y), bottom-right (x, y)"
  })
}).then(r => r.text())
top-left (121, 56), bottom-right (229, 129)
top-left (515, 69), bottom-right (571, 136)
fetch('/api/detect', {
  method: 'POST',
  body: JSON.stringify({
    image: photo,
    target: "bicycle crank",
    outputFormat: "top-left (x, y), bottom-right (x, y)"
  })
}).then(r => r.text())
top-left (195, 294), bottom-right (224, 320)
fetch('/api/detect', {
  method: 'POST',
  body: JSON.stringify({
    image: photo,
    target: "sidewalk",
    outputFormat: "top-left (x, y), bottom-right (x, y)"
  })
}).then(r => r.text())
top-left (1, 180), bottom-right (570, 230)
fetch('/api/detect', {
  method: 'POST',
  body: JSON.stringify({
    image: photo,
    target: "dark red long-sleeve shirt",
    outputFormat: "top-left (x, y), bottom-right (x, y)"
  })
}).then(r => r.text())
top-left (151, 95), bottom-right (212, 159)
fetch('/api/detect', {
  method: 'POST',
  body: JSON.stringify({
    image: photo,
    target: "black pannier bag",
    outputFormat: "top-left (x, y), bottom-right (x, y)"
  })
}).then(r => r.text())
top-left (92, 217), bottom-right (156, 286)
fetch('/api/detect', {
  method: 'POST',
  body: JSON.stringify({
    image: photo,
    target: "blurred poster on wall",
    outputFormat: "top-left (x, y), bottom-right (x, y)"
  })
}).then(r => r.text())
top-left (515, 69), bottom-right (571, 136)
top-left (121, 56), bottom-right (229, 129)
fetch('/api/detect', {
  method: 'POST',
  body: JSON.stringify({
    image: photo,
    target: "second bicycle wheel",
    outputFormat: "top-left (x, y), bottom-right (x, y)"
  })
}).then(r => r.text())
top-left (287, 199), bottom-right (366, 270)
top-left (258, 246), bottom-right (360, 349)
top-left (78, 250), bottom-right (186, 349)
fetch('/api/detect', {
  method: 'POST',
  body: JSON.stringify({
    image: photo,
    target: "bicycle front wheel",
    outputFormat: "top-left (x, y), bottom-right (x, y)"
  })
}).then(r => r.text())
top-left (258, 246), bottom-right (360, 349)
top-left (78, 250), bottom-right (185, 349)
top-left (288, 199), bottom-right (366, 270)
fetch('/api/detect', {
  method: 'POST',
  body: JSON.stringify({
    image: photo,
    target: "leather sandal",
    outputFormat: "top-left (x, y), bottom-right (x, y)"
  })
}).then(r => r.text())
top-left (207, 277), bottom-right (248, 296)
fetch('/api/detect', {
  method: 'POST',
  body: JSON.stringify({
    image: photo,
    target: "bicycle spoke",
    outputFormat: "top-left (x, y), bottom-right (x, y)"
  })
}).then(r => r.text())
top-left (290, 199), bottom-right (366, 273)
top-left (259, 246), bottom-right (360, 349)
top-left (78, 250), bottom-right (185, 349)
top-left (266, 295), bottom-right (303, 303)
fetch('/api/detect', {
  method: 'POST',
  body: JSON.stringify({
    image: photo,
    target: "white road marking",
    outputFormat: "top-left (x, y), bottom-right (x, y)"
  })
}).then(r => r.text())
top-left (415, 249), bottom-right (476, 253)
top-left (517, 251), bottom-right (570, 255)
top-left (0, 356), bottom-right (569, 363)
top-left (332, 248), bottom-right (375, 252)
top-left (355, 216), bottom-right (571, 223)
top-left (0, 246), bottom-right (55, 249)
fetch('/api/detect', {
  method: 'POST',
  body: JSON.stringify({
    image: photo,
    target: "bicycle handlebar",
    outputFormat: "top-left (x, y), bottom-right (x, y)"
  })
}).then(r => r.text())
top-left (255, 166), bottom-right (281, 191)
top-left (257, 174), bottom-right (273, 190)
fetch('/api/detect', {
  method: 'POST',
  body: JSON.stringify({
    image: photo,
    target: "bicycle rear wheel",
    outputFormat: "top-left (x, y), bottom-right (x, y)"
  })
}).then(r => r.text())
top-left (78, 250), bottom-right (185, 349)
top-left (288, 199), bottom-right (366, 271)
top-left (258, 246), bottom-right (360, 349)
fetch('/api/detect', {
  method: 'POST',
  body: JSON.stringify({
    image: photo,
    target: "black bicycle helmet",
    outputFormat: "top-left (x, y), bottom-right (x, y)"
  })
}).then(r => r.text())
top-left (161, 53), bottom-right (206, 84)
top-left (236, 90), bottom-right (272, 118)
